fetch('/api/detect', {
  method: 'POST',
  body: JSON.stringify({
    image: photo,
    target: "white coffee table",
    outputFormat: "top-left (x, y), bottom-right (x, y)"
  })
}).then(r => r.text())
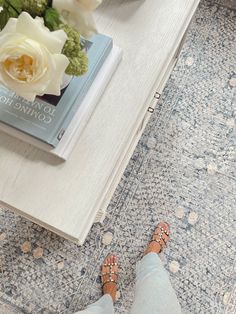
top-left (0, 0), bottom-right (200, 244)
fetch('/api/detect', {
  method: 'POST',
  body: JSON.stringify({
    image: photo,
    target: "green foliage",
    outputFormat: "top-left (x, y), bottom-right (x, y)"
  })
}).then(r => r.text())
top-left (44, 7), bottom-right (60, 31)
top-left (44, 10), bottom-right (88, 76)
top-left (65, 50), bottom-right (88, 76)
top-left (0, 0), bottom-right (22, 30)
top-left (22, 0), bottom-right (49, 17)
top-left (0, 10), bottom-right (10, 30)
top-left (5, 0), bottom-right (22, 13)
top-left (60, 23), bottom-right (88, 76)
top-left (0, 0), bottom-right (51, 30)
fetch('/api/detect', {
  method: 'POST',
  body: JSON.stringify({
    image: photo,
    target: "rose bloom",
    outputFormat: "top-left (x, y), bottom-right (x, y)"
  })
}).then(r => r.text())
top-left (0, 12), bottom-right (69, 102)
top-left (53, 0), bottom-right (102, 38)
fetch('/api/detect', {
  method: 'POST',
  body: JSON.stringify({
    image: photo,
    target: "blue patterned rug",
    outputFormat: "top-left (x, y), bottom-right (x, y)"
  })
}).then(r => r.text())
top-left (0, 1), bottom-right (236, 313)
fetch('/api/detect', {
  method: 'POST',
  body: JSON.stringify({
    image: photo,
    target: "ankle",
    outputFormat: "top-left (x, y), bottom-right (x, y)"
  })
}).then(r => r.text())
top-left (103, 285), bottom-right (116, 303)
top-left (144, 243), bottom-right (162, 256)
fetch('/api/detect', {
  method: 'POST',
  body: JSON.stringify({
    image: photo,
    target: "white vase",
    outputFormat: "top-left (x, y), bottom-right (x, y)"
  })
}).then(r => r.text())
top-left (60, 73), bottom-right (73, 90)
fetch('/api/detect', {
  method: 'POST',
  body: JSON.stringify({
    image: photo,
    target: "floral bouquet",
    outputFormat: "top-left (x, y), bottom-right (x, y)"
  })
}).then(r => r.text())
top-left (0, 0), bottom-right (102, 101)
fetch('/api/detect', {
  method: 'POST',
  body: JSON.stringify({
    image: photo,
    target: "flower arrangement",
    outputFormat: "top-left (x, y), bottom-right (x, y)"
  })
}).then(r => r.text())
top-left (0, 0), bottom-right (102, 101)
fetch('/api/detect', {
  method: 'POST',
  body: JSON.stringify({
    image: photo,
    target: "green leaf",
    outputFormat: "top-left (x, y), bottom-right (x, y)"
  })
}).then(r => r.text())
top-left (44, 8), bottom-right (61, 31)
top-left (6, 5), bottom-right (19, 17)
top-left (3, 0), bottom-right (22, 16)
top-left (0, 0), bottom-right (23, 30)
top-left (0, 10), bottom-right (9, 30)
top-left (6, 0), bottom-right (22, 13)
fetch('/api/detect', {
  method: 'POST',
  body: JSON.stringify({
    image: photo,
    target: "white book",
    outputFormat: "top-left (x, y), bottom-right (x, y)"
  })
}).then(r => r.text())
top-left (0, 46), bottom-right (122, 160)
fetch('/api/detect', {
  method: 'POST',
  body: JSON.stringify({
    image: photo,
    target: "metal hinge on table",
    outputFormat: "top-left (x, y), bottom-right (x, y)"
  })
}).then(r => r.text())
top-left (154, 92), bottom-right (161, 100)
top-left (148, 92), bottom-right (161, 113)
top-left (148, 107), bottom-right (155, 113)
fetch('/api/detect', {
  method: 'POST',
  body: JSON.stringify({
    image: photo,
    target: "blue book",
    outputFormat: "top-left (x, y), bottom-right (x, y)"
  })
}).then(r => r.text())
top-left (0, 34), bottom-right (113, 147)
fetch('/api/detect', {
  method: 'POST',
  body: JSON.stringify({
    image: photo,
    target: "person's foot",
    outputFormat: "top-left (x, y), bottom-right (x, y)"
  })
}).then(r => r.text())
top-left (101, 255), bottom-right (118, 303)
top-left (144, 222), bottom-right (170, 255)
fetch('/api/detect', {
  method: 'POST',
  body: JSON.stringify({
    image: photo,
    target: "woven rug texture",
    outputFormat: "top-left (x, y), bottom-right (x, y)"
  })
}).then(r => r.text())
top-left (0, 0), bottom-right (236, 313)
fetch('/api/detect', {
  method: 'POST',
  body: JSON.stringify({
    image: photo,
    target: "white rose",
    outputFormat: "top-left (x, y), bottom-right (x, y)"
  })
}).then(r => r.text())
top-left (0, 12), bottom-right (69, 102)
top-left (53, 0), bottom-right (102, 38)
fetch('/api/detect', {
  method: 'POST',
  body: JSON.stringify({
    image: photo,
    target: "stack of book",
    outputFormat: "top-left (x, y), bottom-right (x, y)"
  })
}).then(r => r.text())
top-left (0, 34), bottom-right (122, 160)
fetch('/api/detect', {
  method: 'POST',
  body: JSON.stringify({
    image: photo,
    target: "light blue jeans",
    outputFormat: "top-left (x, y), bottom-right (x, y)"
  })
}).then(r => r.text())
top-left (77, 253), bottom-right (182, 314)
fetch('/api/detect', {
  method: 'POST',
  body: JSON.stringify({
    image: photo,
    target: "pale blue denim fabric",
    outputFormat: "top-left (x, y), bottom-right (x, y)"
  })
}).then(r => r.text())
top-left (75, 253), bottom-right (181, 314)
top-left (77, 294), bottom-right (114, 314)
top-left (130, 253), bottom-right (182, 314)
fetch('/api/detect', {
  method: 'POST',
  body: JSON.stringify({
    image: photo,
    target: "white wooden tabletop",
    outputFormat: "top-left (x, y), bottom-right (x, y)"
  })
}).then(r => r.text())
top-left (0, 0), bottom-right (200, 244)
